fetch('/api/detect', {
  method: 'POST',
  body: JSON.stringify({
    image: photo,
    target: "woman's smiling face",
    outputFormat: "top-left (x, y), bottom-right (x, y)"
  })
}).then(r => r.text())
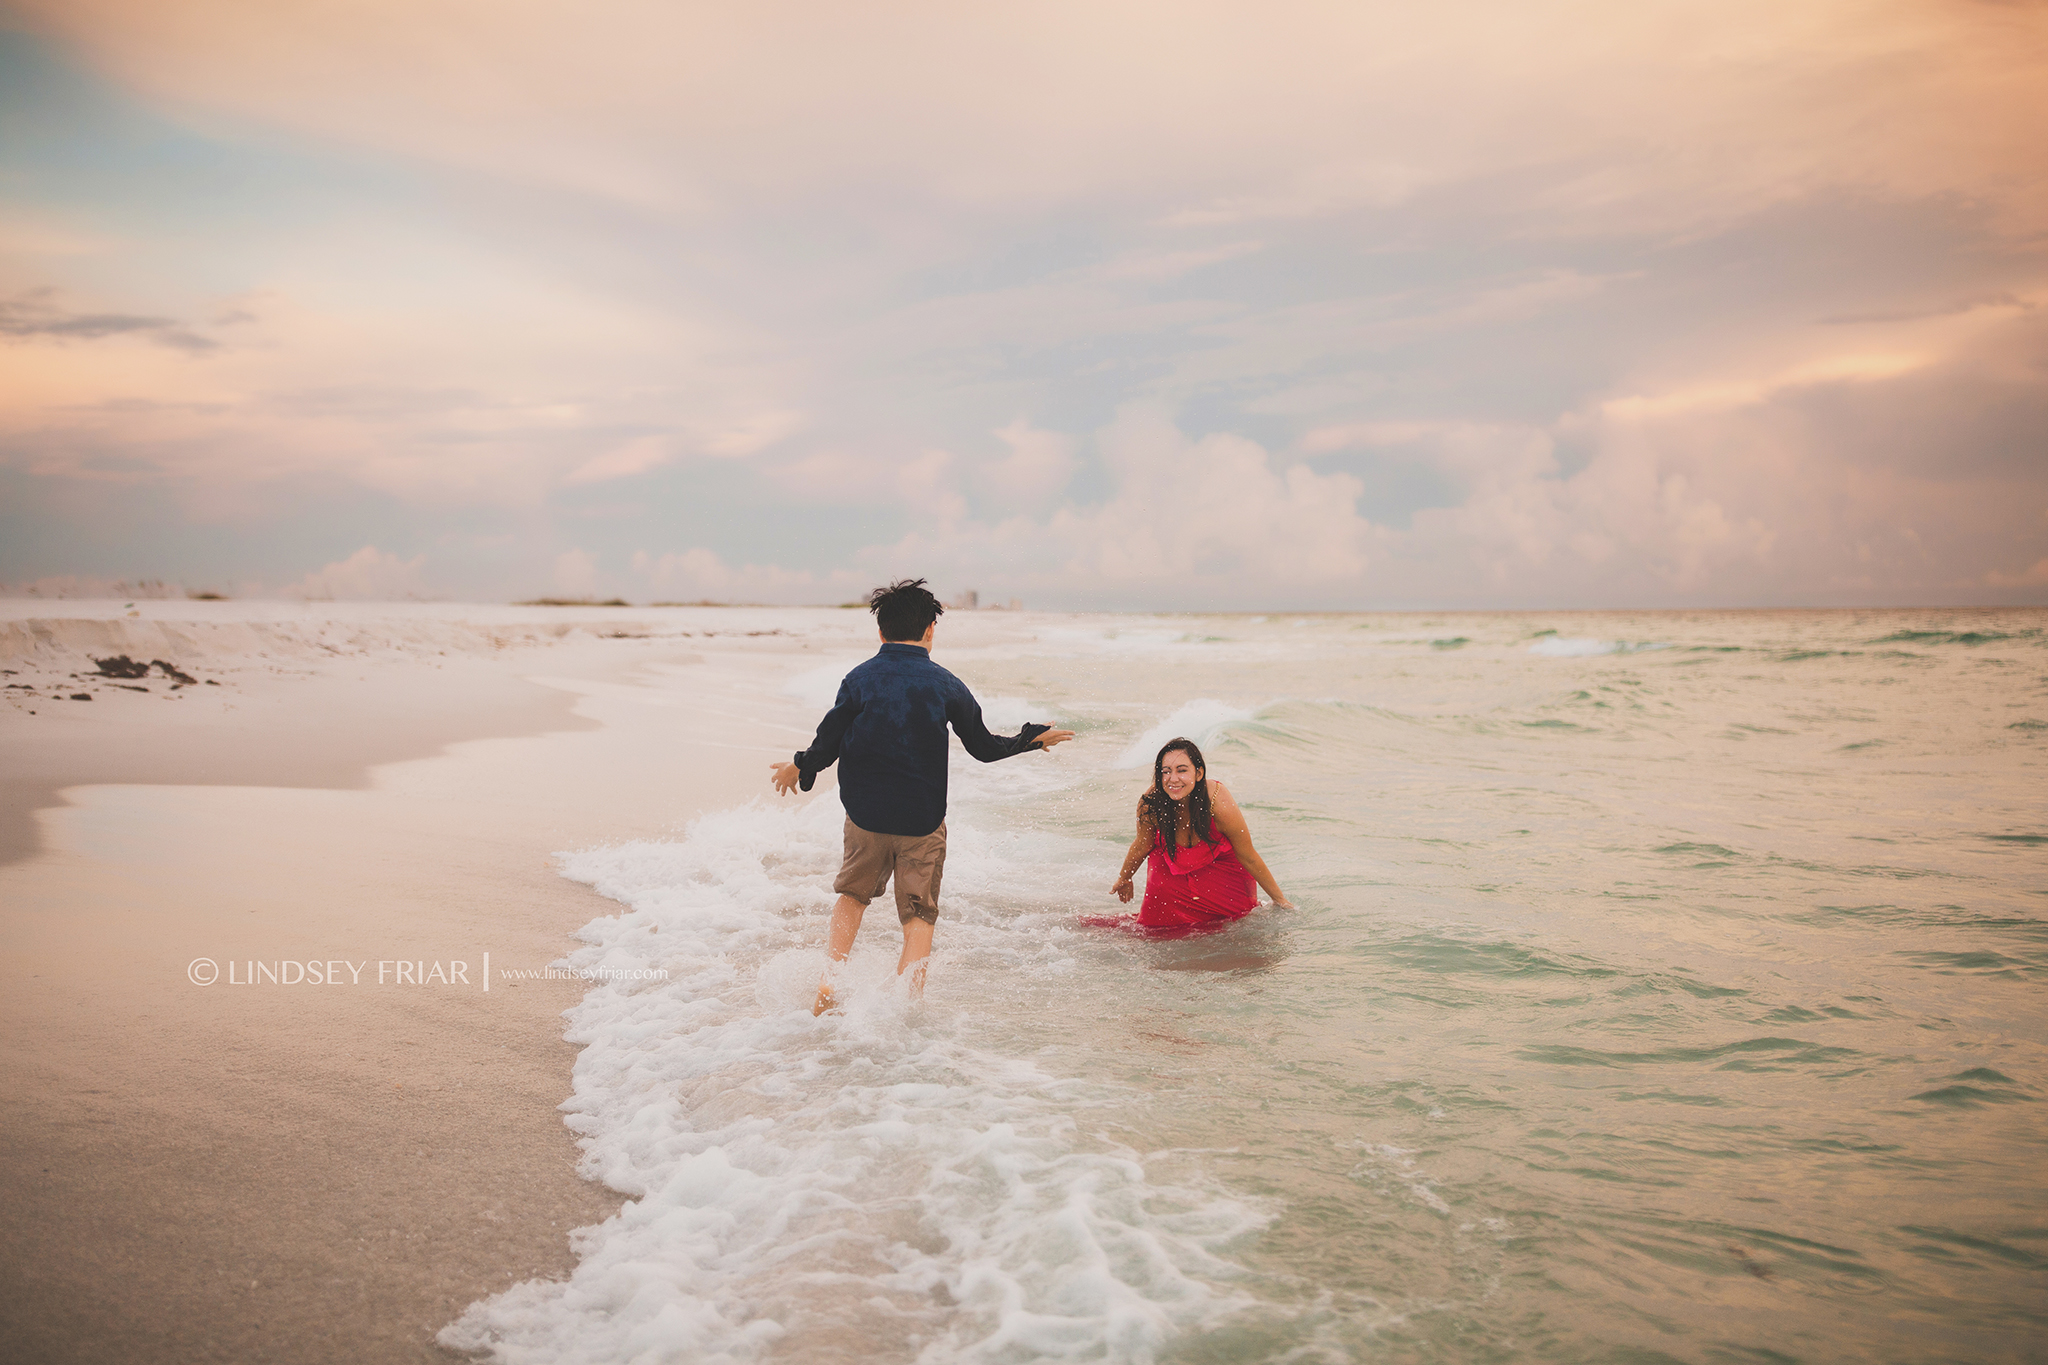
top-left (1159, 750), bottom-right (1201, 801)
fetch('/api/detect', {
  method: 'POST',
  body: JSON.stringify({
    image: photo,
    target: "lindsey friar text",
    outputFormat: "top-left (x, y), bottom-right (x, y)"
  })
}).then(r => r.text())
top-left (186, 956), bottom-right (491, 988)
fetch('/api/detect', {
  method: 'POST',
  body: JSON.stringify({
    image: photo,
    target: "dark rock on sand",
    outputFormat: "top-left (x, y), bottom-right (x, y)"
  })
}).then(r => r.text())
top-left (69, 693), bottom-right (92, 701)
top-left (91, 655), bottom-right (152, 679)
top-left (88, 655), bottom-right (205, 688)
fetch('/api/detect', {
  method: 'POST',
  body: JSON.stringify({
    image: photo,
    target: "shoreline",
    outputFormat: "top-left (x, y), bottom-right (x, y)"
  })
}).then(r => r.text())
top-left (0, 608), bottom-right (836, 1363)
top-left (0, 656), bottom-right (602, 866)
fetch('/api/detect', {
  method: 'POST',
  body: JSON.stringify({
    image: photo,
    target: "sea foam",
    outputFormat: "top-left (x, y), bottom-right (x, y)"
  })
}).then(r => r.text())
top-left (1527, 636), bottom-right (1670, 658)
top-left (1115, 700), bottom-right (1259, 768)
top-left (440, 787), bottom-right (1263, 1364)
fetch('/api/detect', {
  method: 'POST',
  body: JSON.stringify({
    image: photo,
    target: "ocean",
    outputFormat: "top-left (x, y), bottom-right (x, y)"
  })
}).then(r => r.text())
top-left (441, 608), bottom-right (2046, 1364)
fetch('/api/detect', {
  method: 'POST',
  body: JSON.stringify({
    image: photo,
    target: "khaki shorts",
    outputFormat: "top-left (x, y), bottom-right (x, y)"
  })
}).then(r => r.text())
top-left (833, 819), bottom-right (947, 925)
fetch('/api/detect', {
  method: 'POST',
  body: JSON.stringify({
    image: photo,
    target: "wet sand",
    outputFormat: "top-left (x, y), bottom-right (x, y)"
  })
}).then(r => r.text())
top-left (0, 604), bottom-right (835, 1363)
top-left (0, 656), bottom-right (603, 865)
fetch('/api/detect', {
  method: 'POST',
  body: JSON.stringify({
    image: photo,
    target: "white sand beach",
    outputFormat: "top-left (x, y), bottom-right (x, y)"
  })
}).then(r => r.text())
top-left (0, 600), bottom-right (889, 1363)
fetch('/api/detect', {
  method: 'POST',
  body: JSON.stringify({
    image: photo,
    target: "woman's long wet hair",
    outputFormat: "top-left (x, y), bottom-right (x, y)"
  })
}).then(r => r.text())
top-left (1142, 737), bottom-right (1214, 848)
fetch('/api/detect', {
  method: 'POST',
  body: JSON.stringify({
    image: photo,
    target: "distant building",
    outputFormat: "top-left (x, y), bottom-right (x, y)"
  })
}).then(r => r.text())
top-left (944, 590), bottom-right (1023, 611)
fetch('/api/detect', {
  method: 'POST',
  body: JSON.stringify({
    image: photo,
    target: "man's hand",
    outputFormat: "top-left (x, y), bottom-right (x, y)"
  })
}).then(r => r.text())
top-left (1034, 728), bottom-right (1077, 751)
top-left (769, 761), bottom-right (802, 795)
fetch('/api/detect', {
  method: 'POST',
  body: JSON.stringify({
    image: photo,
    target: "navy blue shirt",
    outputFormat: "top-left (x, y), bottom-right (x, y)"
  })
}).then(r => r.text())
top-left (793, 642), bottom-right (1049, 837)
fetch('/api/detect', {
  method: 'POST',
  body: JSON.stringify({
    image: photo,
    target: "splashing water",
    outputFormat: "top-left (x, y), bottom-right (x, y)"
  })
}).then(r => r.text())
top-left (448, 608), bottom-right (2048, 1364)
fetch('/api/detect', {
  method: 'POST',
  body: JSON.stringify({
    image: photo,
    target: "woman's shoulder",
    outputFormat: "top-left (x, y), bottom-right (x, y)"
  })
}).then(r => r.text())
top-left (1206, 777), bottom-right (1235, 802)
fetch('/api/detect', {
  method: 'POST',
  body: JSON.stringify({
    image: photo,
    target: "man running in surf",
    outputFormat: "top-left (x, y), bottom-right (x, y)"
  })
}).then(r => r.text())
top-left (770, 578), bottom-right (1075, 1015)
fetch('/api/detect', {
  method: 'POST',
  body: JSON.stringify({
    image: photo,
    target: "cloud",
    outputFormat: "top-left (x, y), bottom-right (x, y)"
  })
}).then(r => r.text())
top-left (289, 545), bottom-right (427, 600)
top-left (1986, 557), bottom-right (2048, 588)
top-left (1090, 242), bottom-right (1264, 283)
top-left (15, 0), bottom-right (2045, 236)
top-left (564, 435), bottom-right (675, 487)
top-left (0, 273), bottom-right (788, 506)
top-left (865, 408), bottom-right (1373, 607)
top-left (848, 342), bottom-right (2048, 606)
top-left (1158, 269), bottom-right (1626, 401)
top-left (697, 410), bottom-right (804, 459)
top-left (1598, 353), bottom-right (1935, 422)
top-left (979, 419), bottom-right (1076, 508)
top-left (563, 410), bottom-right (803, 486)
top-left (1820, 293), bottom-right (2030, 326)
top-left (629, 547), bottom-right (866, 604)
top-left (0, 289), bottom-right (215, 351)
top-left (1387, 308), bottom-right (2048, 602)
top-left (892, 449), bottom-right (967, 522)
top-left (1, 6), bottom-right (2042, 606)
top-left (1080, 410), bottom-right (1372, 586)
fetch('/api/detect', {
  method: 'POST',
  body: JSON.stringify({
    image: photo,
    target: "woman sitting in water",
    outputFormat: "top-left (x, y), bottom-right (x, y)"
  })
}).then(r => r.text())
top-left (1111, 737), bottom-right (1292, 927)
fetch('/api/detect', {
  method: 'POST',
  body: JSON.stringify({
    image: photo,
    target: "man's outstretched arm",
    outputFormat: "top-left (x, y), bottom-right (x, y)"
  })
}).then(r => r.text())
top-left (946, 693), bottom-right (1075, 763)
top-left (770, 688), bottom-right (861, 795)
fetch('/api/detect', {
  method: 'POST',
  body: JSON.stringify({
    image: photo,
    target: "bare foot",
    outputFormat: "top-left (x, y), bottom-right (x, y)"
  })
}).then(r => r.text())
top-left (812, 985), bottom-right (838, 1016)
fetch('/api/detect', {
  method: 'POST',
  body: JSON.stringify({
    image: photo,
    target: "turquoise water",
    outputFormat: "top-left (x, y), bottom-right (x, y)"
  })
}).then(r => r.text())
top-left (450, 608), bottom-right (2046, 1364)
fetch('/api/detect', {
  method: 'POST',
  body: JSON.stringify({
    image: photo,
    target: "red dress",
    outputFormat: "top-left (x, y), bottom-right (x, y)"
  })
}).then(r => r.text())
top-left (1138, 831), bottom-right (1258, 928)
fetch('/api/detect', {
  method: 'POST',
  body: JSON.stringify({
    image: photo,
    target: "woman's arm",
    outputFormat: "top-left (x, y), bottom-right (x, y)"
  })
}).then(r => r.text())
top-left (1111, 797), bottom-right (1155, 903)
top-left (1209, 781), bottom-right (1293, 908)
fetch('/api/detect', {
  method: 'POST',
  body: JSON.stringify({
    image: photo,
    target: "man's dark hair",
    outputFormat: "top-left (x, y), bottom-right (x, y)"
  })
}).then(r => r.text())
top-left (868, 578), bottom-right (945, 642)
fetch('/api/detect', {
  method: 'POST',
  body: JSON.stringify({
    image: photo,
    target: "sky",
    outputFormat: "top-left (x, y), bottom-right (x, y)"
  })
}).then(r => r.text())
top-left (1, 0), bottom-right (2044, 608)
